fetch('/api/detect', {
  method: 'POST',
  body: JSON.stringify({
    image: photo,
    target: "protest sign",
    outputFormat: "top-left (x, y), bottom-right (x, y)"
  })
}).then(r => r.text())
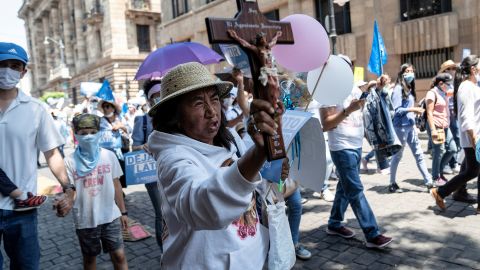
top-left (219, 44), bottom-right (252, 78)
top-left (124, 150), bottom-right (157, 185)
top-left (80, 82), bottom-right (102, 97)
top-left (288, 117), bottom-right (326, 192)
top-left (98, 130), bottom-right (122, 149)
top-left (354, 66), bottom-right (365, 83)
top-left (254, 110), bottom-right (312, 183)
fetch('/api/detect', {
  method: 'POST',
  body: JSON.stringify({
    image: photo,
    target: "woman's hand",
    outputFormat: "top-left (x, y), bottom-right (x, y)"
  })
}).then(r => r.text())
top-left (345, 99), bottom-right (365, 114)
top-left (431, 129), bottom-right (438, 140)
top-left (247, 99), bottom-right (278, 148)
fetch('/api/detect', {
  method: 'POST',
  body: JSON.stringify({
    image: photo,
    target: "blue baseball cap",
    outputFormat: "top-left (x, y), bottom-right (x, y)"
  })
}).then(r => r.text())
top-left (0, 42), bottom-right (29, 65)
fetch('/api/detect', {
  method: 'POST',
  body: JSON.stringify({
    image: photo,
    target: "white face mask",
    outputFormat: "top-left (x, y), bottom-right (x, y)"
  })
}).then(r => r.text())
top-left (105, 112), bottom-right (114, 118)
top-left (0, 67), bottom-right (21, 90)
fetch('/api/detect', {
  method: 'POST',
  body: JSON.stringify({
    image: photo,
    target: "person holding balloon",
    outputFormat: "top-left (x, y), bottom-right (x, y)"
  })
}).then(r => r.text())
top-left (319, 55), bottom-right (393, 249)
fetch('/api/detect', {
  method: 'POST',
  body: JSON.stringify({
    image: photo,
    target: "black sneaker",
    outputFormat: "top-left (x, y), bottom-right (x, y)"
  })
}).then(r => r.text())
top-left (366, 234), bottom-right (393, 248)
top-left (388, 183), bottom-right (403, 193)
top-left (326, 226), bottom-right (356, 239)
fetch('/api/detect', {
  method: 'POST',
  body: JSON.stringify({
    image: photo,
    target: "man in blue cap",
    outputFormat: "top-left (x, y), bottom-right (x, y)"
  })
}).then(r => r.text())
top-left (0, 42), bottom-right (75, 269)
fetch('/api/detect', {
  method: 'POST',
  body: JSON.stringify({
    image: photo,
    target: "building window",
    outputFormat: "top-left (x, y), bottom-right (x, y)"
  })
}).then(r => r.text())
top-left (206, 0), bottom-right (215, 3)
top-left (96, 30), bottom-right (103, 55)
top-left (315, 0), bottom-right (351, 35)
top-left (400, 0), bottom-right (452, 21)
top-left (263, 9), bottom-right (279, 21)
top-left (136, 25), bottom-right (151, 52)
top-left (401, 47), bottom-right (453, 79)
top-left (172, 0), bottom-right (188, 18)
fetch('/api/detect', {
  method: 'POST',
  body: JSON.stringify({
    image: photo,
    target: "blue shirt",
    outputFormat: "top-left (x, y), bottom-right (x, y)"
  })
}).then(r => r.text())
top-left (392, 84), bottom-right (416, 127)
top-left (132, 115), bottom-right (154, 146)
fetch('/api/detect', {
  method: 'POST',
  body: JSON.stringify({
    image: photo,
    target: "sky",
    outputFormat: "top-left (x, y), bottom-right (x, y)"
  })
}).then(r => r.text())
top-left (0, 0), bottom-right (31, 93)
top-left (0, 0), bottom-right (28, 50)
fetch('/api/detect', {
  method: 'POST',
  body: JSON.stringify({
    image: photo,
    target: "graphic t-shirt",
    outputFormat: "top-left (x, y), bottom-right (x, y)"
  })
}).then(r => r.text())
top-left (65, 148), bottom-right (123, 229)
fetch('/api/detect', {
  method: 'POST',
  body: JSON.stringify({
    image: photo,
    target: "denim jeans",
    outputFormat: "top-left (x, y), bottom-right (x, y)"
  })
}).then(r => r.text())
top-left (328, 148), bottom-right (380, 241)
top-left (285, 188), bottom-right (302, 245)
top-left (364, 150), bottom-right (375, 162)
top-left (427, 126), bottom-right (457, 179)
top-left (449, 113), bottom-right (460, 167)
top-left (145, 182), bottom-right (163, 252)
top-left (0, 209), bottom-right (40, 270)
top-left (390, 126), bottom-right (432, 185)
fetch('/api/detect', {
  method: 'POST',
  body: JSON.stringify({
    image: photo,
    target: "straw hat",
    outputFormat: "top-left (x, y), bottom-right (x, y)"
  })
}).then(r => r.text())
top-left (148, 62), bottom-right (233, 116)
top-left (438, 60), bottom-right (457, 73)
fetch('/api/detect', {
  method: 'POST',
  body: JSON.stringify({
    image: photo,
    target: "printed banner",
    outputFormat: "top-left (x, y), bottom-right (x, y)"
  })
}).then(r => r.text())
top-left (124, 150), bottom-right (157, 185)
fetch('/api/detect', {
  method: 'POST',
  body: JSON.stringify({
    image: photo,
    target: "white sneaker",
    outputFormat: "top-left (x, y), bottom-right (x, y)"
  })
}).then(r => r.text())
top-left (452, 165), bottom-right (460, 173)
top-left (321, 189), bottom-right (335, 202)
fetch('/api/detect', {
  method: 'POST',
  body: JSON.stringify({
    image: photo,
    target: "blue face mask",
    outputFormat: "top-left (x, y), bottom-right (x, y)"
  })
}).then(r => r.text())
top-left (403, 73), bottom-right (415, 84)
top-left (74, 133), bottom-right (101, 176)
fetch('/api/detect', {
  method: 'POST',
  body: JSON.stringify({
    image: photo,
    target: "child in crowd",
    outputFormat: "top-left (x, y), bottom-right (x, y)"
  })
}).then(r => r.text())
top-left (0, 168), bottom-right (47, 211)
top-left (64, 113), bottom-right (129, 270)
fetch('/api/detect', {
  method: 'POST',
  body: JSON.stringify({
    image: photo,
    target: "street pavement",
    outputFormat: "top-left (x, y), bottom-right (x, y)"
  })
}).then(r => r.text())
top-left (2, 136), bottom-right (479, 269)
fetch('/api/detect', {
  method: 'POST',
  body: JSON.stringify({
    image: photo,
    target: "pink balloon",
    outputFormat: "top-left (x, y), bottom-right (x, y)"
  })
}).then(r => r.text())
top-left (272, 14), bottom-right (330, 72)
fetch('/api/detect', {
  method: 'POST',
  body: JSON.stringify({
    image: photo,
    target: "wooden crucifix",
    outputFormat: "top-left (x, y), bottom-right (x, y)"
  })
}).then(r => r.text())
top-left (206, 0), bottom-right (294, 161)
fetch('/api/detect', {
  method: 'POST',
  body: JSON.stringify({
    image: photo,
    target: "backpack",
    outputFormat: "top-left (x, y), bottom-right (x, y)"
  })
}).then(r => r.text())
top-left (415, 90), bottom-right (437, 132)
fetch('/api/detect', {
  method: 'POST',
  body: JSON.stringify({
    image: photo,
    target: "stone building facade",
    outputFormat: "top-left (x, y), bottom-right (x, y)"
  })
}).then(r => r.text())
top-left (18, 0), bottom-right (161, 102)
top-left (159, 0), bottom-right (479, 97)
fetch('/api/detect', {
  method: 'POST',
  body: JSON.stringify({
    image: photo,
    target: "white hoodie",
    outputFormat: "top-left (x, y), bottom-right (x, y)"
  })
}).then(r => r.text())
top-left (148, 131), bottom-right (268, 270)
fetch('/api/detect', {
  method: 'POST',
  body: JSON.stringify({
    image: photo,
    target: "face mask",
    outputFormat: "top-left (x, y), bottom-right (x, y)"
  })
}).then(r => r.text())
top-left (0, 67), bottom-right (21, 90)
top-left (403, 73), bottom-right (415, 84)
top-left (74, 133), bottom-right (101, 176)
top-left (75, 133), bottom-right (100, 154)
top-left (104, 112), bottom-right (114, 118)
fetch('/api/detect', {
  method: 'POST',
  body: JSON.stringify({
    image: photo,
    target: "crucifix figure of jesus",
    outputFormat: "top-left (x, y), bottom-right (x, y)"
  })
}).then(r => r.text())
top-left (206, 0), bottom-right (294, 160)
top-left (228, 30), bottom-right (283, 109)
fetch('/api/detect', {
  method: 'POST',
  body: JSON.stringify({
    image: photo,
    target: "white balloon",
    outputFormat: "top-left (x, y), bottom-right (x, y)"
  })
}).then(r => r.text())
top-left (307, 55), bottom-right (354, 106)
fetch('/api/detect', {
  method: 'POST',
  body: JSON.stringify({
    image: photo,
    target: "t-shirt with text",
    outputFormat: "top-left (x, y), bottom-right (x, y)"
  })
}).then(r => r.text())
top-left (65, 148), bottom-right (123, 229)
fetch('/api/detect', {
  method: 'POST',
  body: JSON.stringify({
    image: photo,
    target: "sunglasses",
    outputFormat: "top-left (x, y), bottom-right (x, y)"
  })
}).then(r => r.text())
top-left (102, 103), bottom-right (114, 109)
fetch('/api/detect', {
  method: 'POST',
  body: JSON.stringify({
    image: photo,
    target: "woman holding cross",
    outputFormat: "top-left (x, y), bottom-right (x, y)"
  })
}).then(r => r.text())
top-left (228, 29), bottom-right (283, 110)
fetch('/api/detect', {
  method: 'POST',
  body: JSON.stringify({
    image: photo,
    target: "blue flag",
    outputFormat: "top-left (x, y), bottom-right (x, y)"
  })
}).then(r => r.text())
top-left (368, 20), bottom-right (388, 76)
top-left (95, 80), bottom-right (115, 103)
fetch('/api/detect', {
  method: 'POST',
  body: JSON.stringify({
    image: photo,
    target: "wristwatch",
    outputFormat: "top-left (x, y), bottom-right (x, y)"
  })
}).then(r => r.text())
top-left (121, 211), bottom-right (128, 216)
top-left (63, 183), bottom-right (76, 193)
